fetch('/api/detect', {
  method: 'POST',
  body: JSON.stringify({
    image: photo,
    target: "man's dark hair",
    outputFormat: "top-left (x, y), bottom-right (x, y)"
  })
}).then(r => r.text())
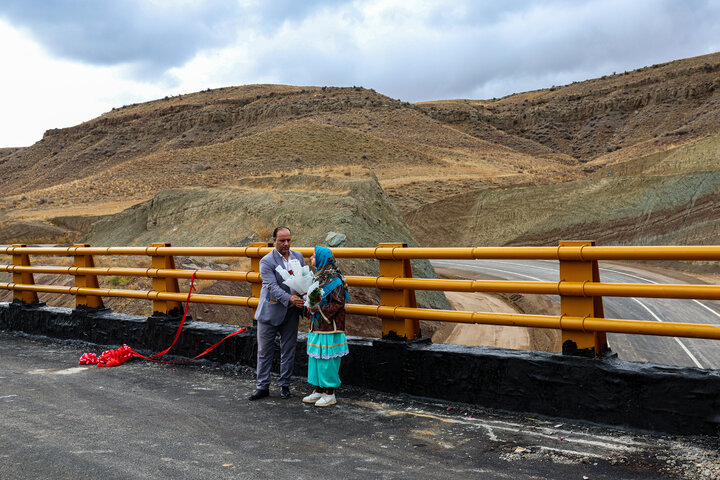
top-left (273, 226), bottom-right (291, 239)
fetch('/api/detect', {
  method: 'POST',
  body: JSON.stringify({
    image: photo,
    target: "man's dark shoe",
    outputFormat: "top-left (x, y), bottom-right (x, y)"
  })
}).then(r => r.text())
top-left (280, 386), bottom-right (292, 399)
top-left (249, 388), bottom-right (269, 401)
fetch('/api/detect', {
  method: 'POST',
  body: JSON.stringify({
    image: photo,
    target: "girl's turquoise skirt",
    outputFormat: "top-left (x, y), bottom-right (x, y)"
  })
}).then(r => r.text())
top-left (307, 332), bottom-right (349, 388)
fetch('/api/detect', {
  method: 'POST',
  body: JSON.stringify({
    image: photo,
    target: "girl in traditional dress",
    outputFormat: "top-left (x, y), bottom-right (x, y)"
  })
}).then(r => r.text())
top-left (302, 246), bottom-right (349, 407)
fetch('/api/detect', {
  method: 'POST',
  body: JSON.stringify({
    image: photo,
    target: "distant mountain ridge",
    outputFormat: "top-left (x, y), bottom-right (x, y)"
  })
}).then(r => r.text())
top-left (418, 51), bottom-right (720, 167)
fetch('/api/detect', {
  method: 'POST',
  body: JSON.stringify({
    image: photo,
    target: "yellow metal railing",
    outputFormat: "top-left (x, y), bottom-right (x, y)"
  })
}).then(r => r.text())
top-left (2, 242), bottom-right (720, 356)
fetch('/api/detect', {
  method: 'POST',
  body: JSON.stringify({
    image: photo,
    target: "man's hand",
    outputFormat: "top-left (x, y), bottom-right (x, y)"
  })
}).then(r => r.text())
top-left (290, 295), bottom-right (305, 308)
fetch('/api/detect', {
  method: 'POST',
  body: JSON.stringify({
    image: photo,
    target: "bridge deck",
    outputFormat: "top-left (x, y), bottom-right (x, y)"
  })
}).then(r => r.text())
top-left (1, 332), bottom-right (717, 480)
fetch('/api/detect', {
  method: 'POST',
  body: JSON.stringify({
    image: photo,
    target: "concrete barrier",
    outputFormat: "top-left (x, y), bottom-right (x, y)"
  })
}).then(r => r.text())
top-left (2, 301), bottom-right (718, 436)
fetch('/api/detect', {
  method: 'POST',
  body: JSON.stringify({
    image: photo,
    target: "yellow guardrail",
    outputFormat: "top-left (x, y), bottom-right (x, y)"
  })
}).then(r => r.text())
top-left (2, 241), bottom-right (720, 357)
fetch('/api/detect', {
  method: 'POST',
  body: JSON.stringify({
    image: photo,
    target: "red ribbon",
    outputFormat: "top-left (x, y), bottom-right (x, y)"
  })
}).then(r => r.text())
top-left (79, 270), bottom-right (247, 367)
top-left (149, 269), bottom-right (199, 359)
top-left (129, 327), bottom-right (246, 365)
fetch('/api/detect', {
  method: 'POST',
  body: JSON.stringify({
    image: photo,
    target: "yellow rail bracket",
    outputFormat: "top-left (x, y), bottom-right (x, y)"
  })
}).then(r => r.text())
top-left (12, 244), bottom-right (39, 305)
top-left (73, 244), bottom-right (104, 309)
top-left (558, 240), bottom-right (608, 356)
top-left (378, 242), bottom-right (420, 340)
top-left (150, 243), bottom-right (182, 315)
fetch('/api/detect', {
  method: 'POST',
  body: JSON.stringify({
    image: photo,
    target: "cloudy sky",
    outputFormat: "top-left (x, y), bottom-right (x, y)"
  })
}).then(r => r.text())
top-left (1, 0), bottom-right (719, 148)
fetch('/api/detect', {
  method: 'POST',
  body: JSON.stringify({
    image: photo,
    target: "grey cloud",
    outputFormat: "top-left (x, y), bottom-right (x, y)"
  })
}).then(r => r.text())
top-left (285, 0), bottom-right (720, 102)
top-left (252, 0), bottom-right (354, 26)
top-left (0, 0), bottom-right (241, 73)
top-left (426, 0), bottom-right (559, 29)
top-left (0, 0), bottom-right (348, 76)
top-left (2, 0), bottom-right (718, 100)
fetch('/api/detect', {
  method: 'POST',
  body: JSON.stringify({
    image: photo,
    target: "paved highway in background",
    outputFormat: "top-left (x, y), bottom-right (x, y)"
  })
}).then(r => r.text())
top-left (431, 259), bottom-right (720, 370)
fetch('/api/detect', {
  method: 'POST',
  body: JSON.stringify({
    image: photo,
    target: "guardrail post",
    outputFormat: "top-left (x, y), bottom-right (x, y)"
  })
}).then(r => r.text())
top-left (250, 242), bottom-right (273, 322)
top-left (378, 242), bottom-right (420, 340)
top-left (150, 242), bottom-right (182, 315)
top-left (558, 240), bottom-right (607, 357)
top-left (72, 244), bottom-right (104, 309)
top-left (11, 244), bottom-right (39, 305)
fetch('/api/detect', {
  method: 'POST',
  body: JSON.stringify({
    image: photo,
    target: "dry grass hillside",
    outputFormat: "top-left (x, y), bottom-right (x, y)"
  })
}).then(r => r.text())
top-left (0, 84), bottom-right (584, 242)
top-left (0, 52), bottom-right (718, 251)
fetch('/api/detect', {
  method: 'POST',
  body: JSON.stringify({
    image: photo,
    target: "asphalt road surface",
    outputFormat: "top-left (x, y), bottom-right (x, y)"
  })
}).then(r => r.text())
top-left (2, 332), bottom-right (719, 480)
top-left (431, 259), bottom-right (720, 370)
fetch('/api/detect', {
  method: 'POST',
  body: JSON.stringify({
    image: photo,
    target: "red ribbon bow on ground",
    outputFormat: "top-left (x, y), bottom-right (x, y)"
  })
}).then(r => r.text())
top-left (79, 271), bottom-right (247, 367)
top-left (79, 345), bottom-right (135, 367)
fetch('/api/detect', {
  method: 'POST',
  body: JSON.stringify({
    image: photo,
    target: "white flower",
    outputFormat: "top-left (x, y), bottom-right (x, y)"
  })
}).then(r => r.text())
top-left (275, 259), bottom-right (316, 295)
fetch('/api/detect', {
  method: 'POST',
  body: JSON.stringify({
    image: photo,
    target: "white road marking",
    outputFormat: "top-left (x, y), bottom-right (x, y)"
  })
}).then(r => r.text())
top-left (602, 266), bottom-right (712, 368)
top-left (476, 266), bottom-right (546, 282)
top-left (383, 407), bottom-right (648, 454)
top-left (433, 260), bottom-right (546, 282)
top-left (55, 367), bottom-right (90, 375)
top-left (693, 300), bottom-right (720, 319)
top-left (601, 266), bottom-right (720, 319)
top-left (498, 260), bottom-right (558, 274)
top-left (29, 367), bottom-right (89, 375)
top-left (599, 267), bottom-right (656, 284)
top-left (534, 445), bottom-right (609, 459)
top-left (630, 297), bottom-right (704, 369)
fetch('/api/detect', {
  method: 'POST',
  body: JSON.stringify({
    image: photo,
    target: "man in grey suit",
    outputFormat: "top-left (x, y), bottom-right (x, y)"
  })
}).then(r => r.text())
top-left (249, 226), bottom-right (306, 400)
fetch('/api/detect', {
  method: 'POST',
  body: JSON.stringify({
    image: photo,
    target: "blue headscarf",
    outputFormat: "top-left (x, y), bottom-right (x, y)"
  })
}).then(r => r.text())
top-left (314, 245), bottom-right (349, 306)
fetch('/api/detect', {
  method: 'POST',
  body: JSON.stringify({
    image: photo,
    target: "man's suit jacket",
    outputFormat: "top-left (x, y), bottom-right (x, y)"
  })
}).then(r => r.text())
top-left (254, 249), bottom-right (306, 326)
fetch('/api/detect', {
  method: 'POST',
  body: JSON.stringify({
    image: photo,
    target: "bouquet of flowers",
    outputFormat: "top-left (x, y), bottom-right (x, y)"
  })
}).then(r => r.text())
top-left (275, 259), bottom-right (323, 308)
top-left (304, 281), bottom-right (324, 309)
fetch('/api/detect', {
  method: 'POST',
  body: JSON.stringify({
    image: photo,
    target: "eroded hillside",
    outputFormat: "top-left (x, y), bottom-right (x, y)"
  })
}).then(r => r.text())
top-left (407, 134), bottom-right (720, 248)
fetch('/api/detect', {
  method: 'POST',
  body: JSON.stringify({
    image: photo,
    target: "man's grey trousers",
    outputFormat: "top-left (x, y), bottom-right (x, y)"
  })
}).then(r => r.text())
top-left (255, 306), bottom-right (300, 389)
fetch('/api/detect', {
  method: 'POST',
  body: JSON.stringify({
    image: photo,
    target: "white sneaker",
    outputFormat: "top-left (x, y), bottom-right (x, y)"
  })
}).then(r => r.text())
top-left (315, 393), bottom-right (337, 407)
top-left (302, 391), bottom-right (324, 404)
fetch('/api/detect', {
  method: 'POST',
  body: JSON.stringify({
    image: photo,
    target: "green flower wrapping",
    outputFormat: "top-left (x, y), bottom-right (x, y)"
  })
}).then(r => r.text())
top-left (307, 287), bottom-right (322, 306)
